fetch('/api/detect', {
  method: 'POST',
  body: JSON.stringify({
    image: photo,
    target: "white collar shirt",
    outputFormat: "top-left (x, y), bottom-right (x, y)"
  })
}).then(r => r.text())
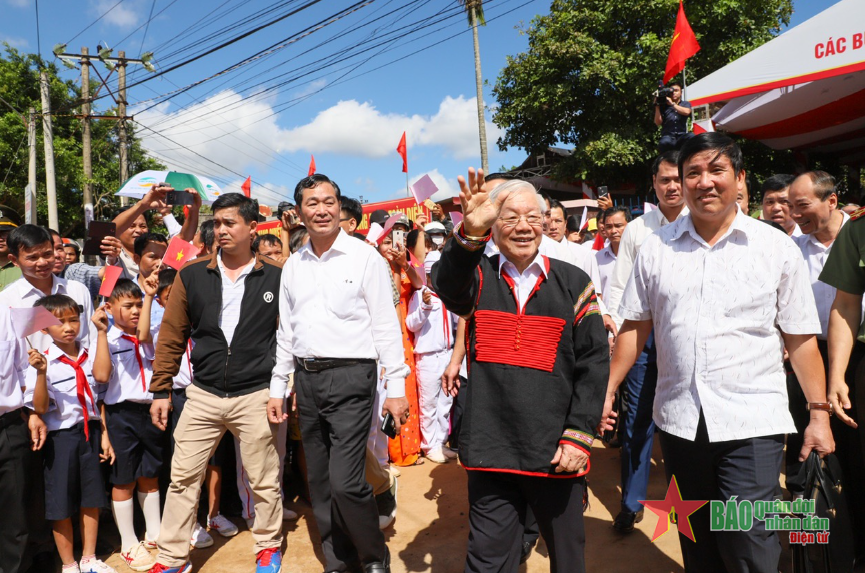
top-left (138, 274), bottom-right (165, 326)
top-left (498, 252), bottom-right (548, 312)
top-left (595, 246), bottom-right (617, 302)
top-left (793, 212), bottom-right (862, 339)
top-left (0, 274), bottom-right (94, 356)
top-left (619, 210), bottom-right (820, 442)
top-left (406, 288), bottom-right (458, 355)
top-left (0, 306), bottom-right (26, 415)
top-left (151, 323), bottom-right (194, 390)
top-left (103, 325), bottom-right (155, 405)
top-left (23, 343), bottom-right (102, 431)
top-left (607, 205), bottom-right (689, 327)
top-left (216, 252), bottom-right (256, 347)
top-left (269, 230), bottom-right (410, 399)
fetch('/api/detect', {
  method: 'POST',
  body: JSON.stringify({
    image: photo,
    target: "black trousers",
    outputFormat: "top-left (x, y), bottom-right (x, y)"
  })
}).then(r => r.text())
top-left (659, 413), bottom-right (784, 573)
top-left (296, 362), bottom-right (385, 571)
top-left (0, 412), bottom-right (31, 573)
top-left (465, 471), bottom-right (586, 573)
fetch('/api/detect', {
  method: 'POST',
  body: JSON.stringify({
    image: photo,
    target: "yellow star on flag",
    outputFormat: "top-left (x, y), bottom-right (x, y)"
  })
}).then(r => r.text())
top-left (176, 250), bottom-right (184, 261)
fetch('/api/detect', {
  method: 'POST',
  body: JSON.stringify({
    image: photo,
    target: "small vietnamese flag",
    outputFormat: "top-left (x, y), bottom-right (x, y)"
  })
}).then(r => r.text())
top-left (241, 176), bottom-right (252, 198)
top-left (663, 0), bottom-right (700, 84)
top-left (396, 132), bottom-right (408, 173)
top-left (99, 265), bottom-right (123, 298)
top-left (162, 236), bottom-right (199, 271)
top-left (308, 155), bottom-right (316, 176)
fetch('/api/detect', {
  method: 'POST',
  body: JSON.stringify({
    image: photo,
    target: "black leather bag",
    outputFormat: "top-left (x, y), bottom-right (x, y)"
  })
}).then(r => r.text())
top-left (789, 451), bottom-right (854, 573)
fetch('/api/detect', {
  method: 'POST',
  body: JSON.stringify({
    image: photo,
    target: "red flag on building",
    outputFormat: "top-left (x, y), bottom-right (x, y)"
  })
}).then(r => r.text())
top-left (308, 155), bottom-right (316, 176)
top-left (162, 236), bottom-right (199, 271)
top-left (396, 132), bottom-right (408, 173)
top-left (241, 176), bottom-right (252, 198)
top-left (663, 1), bottom-right (700, 84)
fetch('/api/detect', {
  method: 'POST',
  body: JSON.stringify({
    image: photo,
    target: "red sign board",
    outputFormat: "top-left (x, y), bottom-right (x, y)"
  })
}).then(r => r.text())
top-left (359, 198), bottom-right (431, 233)
top-left (257, 220), bottom-right (282, 236)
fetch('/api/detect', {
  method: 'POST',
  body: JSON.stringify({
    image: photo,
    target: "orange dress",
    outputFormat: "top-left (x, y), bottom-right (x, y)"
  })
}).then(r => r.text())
top-left (387, 269), bottom-right (422, 466)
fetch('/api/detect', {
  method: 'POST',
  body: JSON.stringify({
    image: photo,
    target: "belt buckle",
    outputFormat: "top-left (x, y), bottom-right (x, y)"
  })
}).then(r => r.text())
top-left (302, 358), bottom-right (319, 372)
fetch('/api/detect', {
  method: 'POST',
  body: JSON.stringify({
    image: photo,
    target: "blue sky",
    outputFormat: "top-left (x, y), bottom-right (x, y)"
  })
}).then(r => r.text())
top-left (1, 0), bottom-right (833, 207)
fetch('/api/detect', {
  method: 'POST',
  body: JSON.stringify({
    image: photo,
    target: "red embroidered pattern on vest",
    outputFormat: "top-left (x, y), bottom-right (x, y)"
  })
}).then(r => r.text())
top-left (473, 309), bottom-right (565, 372)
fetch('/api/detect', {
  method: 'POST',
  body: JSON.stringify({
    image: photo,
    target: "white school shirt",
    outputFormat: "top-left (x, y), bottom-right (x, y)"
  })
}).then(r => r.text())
top-left (150, 322), bottom-right (194, 390)
top-left (607, 205), bottom-right (689, 327)
top-left (619, 210), bottom-right (821, 442)
top-left (216, 252), bottom-right (256, 347)
top-left (406, 288), bottom-right (458, 354)
top-left (595, 246), bottom-right (617, 303)
top-left (0, 274), bottom-right (94, 356)
top-left (0, 306), bottom-right (26, 415)
top-left (270, 230), bottom-right (410, 400)
top-left (103, 326), bottom-right (155, 405)
top-left (23, 344), bottom-right (104, 432)
top-left (793, 212), bottom-right (864, 339)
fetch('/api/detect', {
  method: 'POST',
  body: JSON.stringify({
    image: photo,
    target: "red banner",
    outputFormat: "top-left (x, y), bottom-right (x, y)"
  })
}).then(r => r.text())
top-left (358, 198), bottom-right (431, 233)
top-left (256, 220), bottom-right (282, 236)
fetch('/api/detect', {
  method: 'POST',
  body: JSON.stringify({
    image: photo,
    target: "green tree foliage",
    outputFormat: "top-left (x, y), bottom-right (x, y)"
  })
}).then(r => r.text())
top-left (492, 0), bottom-right (794, 186)
top-left (0, 46), bottom-right (163, 237)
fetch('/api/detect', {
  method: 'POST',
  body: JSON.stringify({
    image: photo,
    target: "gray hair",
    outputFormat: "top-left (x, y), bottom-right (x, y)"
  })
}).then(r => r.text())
top-left (489, 179), bottom-right (546, 213)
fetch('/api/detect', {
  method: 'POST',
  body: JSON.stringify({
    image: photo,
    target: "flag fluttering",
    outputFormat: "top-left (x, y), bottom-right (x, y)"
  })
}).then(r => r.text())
top-left (308, 155), bottom-right (316, 176)
top-left (663, 0), bottom-right (700, 84)
top-left (241, 176), bottom-right (251, 198)
top-left (99, 265), bottom-right (123, 298)
top-left (10, 307), bottom-right (62, 339)
top-left (396, 132), bottom-right (408, 173)
top-left (162, 236), bottom-right (199, 271)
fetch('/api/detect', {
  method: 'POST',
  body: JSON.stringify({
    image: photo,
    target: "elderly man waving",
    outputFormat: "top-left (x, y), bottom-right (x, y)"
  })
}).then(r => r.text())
top-left (432, 168), bottom-right (608, 573)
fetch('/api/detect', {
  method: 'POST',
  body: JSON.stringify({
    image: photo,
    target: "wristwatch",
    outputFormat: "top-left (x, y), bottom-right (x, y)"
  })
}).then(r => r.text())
top-left (806, 402), bottom-right (833, 414)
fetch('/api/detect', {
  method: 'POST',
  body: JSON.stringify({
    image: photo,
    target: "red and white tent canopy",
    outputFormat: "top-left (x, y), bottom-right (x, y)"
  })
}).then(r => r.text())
top-left (686, 0), bottom-right (865, 161)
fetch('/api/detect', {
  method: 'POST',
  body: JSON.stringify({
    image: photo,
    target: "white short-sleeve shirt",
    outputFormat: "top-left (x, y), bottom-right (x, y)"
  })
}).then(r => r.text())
top-left (620, 211), bottom-right (821, 442)
top-left (0, 306), bottom-right (26, 415)
top-left (103, 326), bottom-right (155, 405)
top-left (23, 344), bottom-right (103, 432)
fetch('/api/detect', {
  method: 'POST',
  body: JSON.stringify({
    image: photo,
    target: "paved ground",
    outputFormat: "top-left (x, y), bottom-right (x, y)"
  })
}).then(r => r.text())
top-left (101, 440), bottom-right (689, 573)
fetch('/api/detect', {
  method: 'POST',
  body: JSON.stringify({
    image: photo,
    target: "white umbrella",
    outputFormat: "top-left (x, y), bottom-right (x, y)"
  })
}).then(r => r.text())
top-left (115, 170), bottom-right (223, 204)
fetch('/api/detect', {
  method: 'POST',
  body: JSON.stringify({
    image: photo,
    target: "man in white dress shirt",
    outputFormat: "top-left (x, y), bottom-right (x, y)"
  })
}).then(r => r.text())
top-left (604, 151), bottom-right (687, 533)
top-left (788, 171), bottom-right (865, 554)
top-left (761, 174), bottom-right (800, 237)
top-left (268, 174), bottom-right (409, 573)
top-left (602, 133), bottom-right (834, 572)
top-left (595, 207), bottom-right (630, 303)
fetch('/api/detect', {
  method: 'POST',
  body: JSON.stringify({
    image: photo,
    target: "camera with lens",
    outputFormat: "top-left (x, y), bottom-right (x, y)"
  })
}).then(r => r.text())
top-left (655, 86), bottom-right (674, 101)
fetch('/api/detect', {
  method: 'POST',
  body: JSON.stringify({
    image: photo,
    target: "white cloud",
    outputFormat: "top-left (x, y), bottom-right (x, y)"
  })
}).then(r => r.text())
top-left (5, 0), bottom-right (30, 7)
top-left (134, 90), bottom-right (499, 182)
top-left (92, 0), bottom-right (141, 29)
top-left (292, 78), bottom-right (327, 100)
top-left (1, 36), bottom-right (28, 48)
top-left (220, 178), bottom-right (294, 208)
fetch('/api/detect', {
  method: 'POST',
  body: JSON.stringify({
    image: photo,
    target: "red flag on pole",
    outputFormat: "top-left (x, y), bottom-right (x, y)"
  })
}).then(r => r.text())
top-left (308, 155), bottom-right (316, 176)
top-left (396, 132), bottom-right (408, 173)
top-left (162, 236), bottom-right (199, 271)
top-left (663, 1), bottom-right (700, 84)
top-left (99, 265), bottom-right (123, 298)
top-left (241, 176), bottom-right (252, 198)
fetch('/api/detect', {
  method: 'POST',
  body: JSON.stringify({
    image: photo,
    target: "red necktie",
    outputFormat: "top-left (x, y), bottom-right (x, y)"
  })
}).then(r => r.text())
top-left (120, 334), bottom-right (147, 393)
top-left (57, 351), bottom-right (95, 440)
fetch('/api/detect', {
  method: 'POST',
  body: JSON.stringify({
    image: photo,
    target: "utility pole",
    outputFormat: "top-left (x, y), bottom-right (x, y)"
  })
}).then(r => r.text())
top-left (26, 107), bottom-right (37, 225)
top-left (81, 47), bottom-right (94, 228)
top-left (40, 70), bottom-right (59, 231)
top-left (118, 50), bottom-right (128, 207)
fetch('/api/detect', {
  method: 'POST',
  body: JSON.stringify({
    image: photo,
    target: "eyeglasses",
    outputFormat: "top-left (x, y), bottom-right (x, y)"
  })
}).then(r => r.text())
top-left (497, 214), bottom-right (543, 228)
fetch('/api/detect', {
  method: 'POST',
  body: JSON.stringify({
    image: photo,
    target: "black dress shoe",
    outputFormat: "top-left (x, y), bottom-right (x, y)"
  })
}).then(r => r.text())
top-left (520, 539), bottom-right (537, 564)
top-left (612, 509), bottom-right (644, 533)
top-left (364, 546), bottom-right (391, 573)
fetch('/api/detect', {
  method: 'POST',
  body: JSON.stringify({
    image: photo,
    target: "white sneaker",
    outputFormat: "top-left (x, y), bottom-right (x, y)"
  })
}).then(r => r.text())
top-left (79, 557), bottom-right (117, 573)
top-left (190, 521), bottom-right (214, 548)
top-left (120, 542), bottom-right (155, 572)
top-left (141, 539), bottom-right (157, 550)
top-left (442, 447), bottom-right (458, 460)
top-left (425, 448), bottom-right (449, 464)
top-left (283, 507), bottom-right (298, 521)
top-left (61, 563), bottom-right (81, 573)
top-left (207, 513), bottom-right (239, 537)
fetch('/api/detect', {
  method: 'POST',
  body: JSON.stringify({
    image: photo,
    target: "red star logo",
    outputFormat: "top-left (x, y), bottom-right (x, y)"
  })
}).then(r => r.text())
top-left (639, 475), bottom-right (708, 542)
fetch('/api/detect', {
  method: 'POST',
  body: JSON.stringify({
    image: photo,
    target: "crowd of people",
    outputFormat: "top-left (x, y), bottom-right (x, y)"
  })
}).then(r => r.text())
top-left (1, 131), bottom-right (864, 573)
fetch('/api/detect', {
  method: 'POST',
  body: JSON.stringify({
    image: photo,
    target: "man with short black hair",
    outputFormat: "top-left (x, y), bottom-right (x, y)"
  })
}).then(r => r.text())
top-left (340, 197), bottom-right (363, 234)
top-left (602, 133), bottom-right (832, 571)
top-left (761, 174), bottom-right (799, 236)
top-left (595, 207), bottom-right (631, 302)
top-left (149, 192), bottom-right (285, 573)
top-left (269, 174), bottom-right (407, 573)
top-left (252, 234), bottom-right (284, 261)
top-left (193, 219), bottom-right (215, 256)
top-left (654, 83), bottom-right (693, 152)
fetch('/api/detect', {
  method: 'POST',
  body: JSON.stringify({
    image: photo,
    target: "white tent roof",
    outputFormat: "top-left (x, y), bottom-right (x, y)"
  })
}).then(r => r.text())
top-left (686, 0), bottom-right (865, 160)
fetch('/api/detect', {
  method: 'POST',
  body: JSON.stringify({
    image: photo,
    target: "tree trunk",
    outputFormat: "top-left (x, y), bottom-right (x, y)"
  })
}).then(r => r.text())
top-left (470, 9), bottom-right (489, 173)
